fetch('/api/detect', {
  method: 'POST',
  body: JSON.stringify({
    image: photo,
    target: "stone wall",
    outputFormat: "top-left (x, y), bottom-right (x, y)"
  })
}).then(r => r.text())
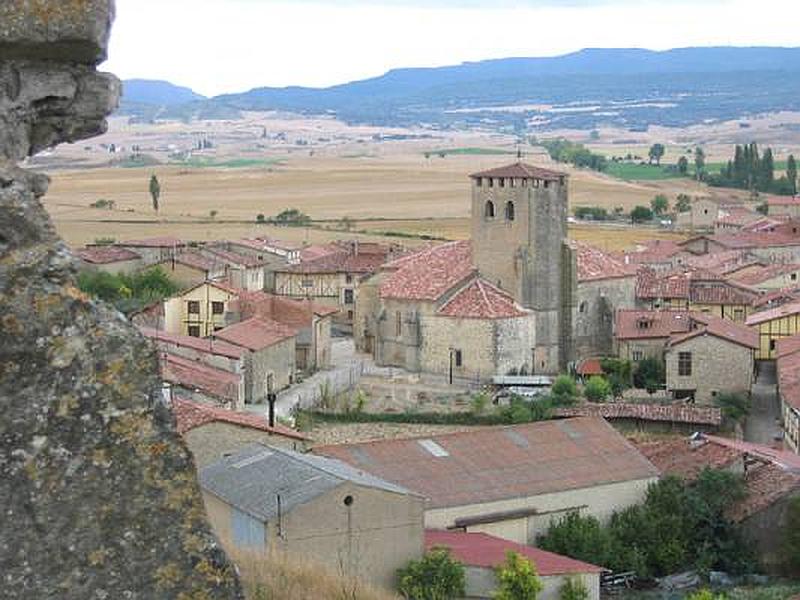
top-left (185, 422), bottom-right (305, 468)
top-left (0, 2), bottom-right (242, 597)
top-left (574, 276), bottom-right (637, 359)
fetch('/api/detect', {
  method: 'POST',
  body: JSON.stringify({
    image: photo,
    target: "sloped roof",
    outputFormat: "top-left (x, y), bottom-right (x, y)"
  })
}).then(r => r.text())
top-left (575, 358), bottom-right (604, 376)
top-left (767, 196), bottom-right (800, 207)
top-left (615, 309), bottom-right (692, 340)
top-left (203, 246), bottom-right (262, 268)
top-left (668, 313), bottom-right (758, 350)
top-left (118, 236), bottom-right (184, 248)
top-left (469, 162), bottom-right (565, 181)
top-left (570, 241), bottom-right (636, 282)
top-left (234, 290), bottom-right (338, 332)
top-left (77, 246), bottom-right (141, 264)
top-left (621, 239), bottom-right (686, 265)
top-left (746, 299), bottom-right (800, 326)
top-left (167, 250), bottom-right (217, 272)
top-left (436, 278), bottom-right (528, 319)
top-left (425, 530), bottom-right (605, 574)
top-left (214, 317), bottom-right (295, 351)
top-left (731, 263), bottom-right (800, 286)
top-left (172, 397), bottom-right (306, 440)
top-left (315, 417), bottom-right (659, 509)
top-left (282, 244), bottom-right (391, 275)
top-left (199, 444), bottom-right (416, 522)
top-left (162, 353), bottom-right (241, 403)
top-left (139, 326), bottom-right (245, 359)
top-left (555, 402), bottom-right (722, 426)
top-left (379, 240), bottom-right (475, 302)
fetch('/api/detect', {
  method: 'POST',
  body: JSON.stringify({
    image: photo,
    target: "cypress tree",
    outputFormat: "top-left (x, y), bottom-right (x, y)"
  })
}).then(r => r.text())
top-left (761, 148), bottom-right (775, 190)
top-left (788, 155), bottom-right (798, 196)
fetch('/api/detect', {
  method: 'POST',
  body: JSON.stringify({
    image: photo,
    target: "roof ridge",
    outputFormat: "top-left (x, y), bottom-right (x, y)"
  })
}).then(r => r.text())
top-left (475, 279), bottom-right (496, 318)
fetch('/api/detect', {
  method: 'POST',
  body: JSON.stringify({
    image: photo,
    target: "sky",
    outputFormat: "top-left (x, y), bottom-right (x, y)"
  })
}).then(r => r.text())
top-left (105, 0), bottom-right (800, 97)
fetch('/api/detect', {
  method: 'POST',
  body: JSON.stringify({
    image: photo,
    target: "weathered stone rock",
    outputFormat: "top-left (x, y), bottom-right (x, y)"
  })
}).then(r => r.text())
top-left (0, 2), bottom-right (243, 598)
top-left (0, 0), bottom-right (114, 64)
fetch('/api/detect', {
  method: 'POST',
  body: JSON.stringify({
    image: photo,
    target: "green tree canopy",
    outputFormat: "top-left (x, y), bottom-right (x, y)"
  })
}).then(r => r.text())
top-left (149, 174), bottom-right (161, 212)
top-left (677, 156), bottom-right (689, 175)
top-left (494, 551), bottom-right (543, 600)
top-left (583, 376), bottom-right (611, 403)
top-left (551, 375), bottom-right (578, 403)
top-left (788, 154), bottom-right (798, 196)
top-left (651, 194), bottom-right (669, 215)
top-left (648, 143), bottom-right (665, 166)
top-left (630, 206), bottom-right (653, 223)
top-left (397, 548), bottom-right (466, 600)
top-left (675, 193), bottom-right (692, 213)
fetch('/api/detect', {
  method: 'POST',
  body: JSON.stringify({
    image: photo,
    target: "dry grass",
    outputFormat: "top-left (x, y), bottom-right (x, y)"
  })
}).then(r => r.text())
top-left (228, 546), bottom-right (399, 600)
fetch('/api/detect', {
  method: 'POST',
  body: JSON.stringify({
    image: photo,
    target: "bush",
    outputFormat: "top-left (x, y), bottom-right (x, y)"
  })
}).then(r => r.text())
top-left (552, 375), bottom-right (578, 403)
top-left (633, 357), bottom-right (665, 393)
top-left (397, 548), bottom-right (465, 600)
top-left (256, 213), bottom-right (266, 223)
top-left (583, 376), bottom-right (611, 403)
top-left (77, 266), bottom-right (180, 315)
top-left (470, 392), bottom-right (489, 416)
top-left (559, 577), bottom-right (589, 600)
top-left (600, 358), bottom-right (632, 398)
top-left (574, 206), bottom-right (608, 221)
top-left (274, 208), bottom-right (311, 226)
top-left (716, 391), bottom-right (751, 423)
top-left (494, 551), bottom-right (543, 600)
top-left (630, 205), bottom-right (654, 223)
top-left (781, 496), bottom-right (800, 575)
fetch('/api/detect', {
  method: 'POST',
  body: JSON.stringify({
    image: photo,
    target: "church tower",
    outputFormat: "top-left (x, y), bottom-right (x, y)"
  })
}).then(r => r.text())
top-left (469, 162), bottom-right (572, 374)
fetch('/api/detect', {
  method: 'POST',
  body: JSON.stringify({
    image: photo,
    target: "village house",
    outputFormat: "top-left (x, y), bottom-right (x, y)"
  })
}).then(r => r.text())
top-left (172, 397), bottom-right (307, 467)
top-left (767, 196), bottom-right (800, 219)
top-left (570, 241), bottom-right (637, 359)
top-left (155, 250), bottom-right (227, 289)
top-left (199, 444), bottom-right (425, 588)
top-left (425, 530), bottom-right (604, 600)
top-left (664, 313), bottom-right (757, 404)
top-left (746, 299), bottom-right (800, 360)
top-left (215, 238), bottom-right (299, 290)
top-left (730, 262), bottom-right (800, 291)
top-left (273, 241), bottom-right (396, 332)
top-left (674, 198), bottom-right (718, 232)
top-left (356, 162), bottom-right (576, 379)
top-left (776, 335), bottom-right (800, 453)
top-left (214, 317), bottom-right (296, 401)
top-left (200, 244), bottom-right (266, 291)
top-left (637, 434), bottom-right (800, 572)
top-left (679, 221), bottom-right (800, 264)
top-left (76, 245), bottom-right (143, 274)
top-left (161, 352), bottom-right (244, 408)
top-left (714, 205), bottom-right (766, 233)
top-left (615, 309), bottom-right (694, 361)
top-left (619, 239), bottom-right (690, 272)
top-left (316, 417), bottom-right (659, 546)
top-left (163, 280), bottom-right (240, 337)
top-left (113, 236), bottom-right (185, 265)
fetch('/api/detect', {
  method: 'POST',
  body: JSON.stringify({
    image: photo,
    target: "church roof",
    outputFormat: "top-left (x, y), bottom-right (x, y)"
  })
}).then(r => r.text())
top-left (437, 278), bottom-right (529, 319)
top-left (469, 162), bottom-right (565, 181)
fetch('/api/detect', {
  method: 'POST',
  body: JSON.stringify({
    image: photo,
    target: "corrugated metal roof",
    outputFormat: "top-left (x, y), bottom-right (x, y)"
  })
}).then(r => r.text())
top-left (199, 444), bottom-right (417, 522)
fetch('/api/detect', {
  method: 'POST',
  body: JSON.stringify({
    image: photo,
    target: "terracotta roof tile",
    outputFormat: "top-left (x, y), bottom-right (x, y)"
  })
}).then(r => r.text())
top-left (620, 240), bottom-right (686, 266)
top-left (203, 246), bottom-right (263, 268)
top-left (162, 353), bottom-right (241, 402)
top-left (570, 241), bottom-right (637, 282)
top-left (315, 418), bottom-right (659, 509)
top-left (283, 243), bottom-right (391, 275)
top-left (668, 313), bottom-right (758, 350)
top-left (172, 397), bottom-right (306, 440)
top-left (139, 326), bottom-right (245, 359)
top-left (234, 290), bottom-right (337, 331)
top-left (767, 196), bottom-right (800, 207)
top-left (752, 288), bottom-right (800, 309)
top-left (576, 358), bottom-right (604, 376)
top-left (556, 403), bottom-right (722, 426)
top-left (168, 250), bottom-right (217, 272)
top-left (77, 246), bottom-right (141, 264)
top-left (118, 236), bottom-right (184, 248)
top-left (747, 299), bottom-right (800, 326)
top-left (379, 240), bottom-right (475, 302)
top-left (214, 317), bottom-right (295, 351)
top-left (731, 263), bottom-right (800, 286)
top-left (437, 278), bottom-right (528, 319)
top-left (470, 162), bottom-right (566, 181)
top-left (615, 309), bottom-right (693, 340)
top-left (425, 530), bottom-right (605, 574)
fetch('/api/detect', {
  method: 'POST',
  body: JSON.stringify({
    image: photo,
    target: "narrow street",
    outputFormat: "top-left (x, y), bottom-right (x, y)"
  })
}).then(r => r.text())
top-left (745, 361), bottom-right (782, 445)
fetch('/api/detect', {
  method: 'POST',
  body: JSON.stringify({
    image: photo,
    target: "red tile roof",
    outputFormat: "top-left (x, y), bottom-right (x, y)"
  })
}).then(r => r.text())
top-left (203, 246), bottom-right (263, 268)
top-left (731, 263), bottom-right (800, 286)
top-left (570, 241), bottom-right (637, 282)
top-left (702, 434), bottom-right (800, 472)
top-left (684, 229), bottom-right (800, 251)
top-left (636, 268), bottom-right (690, 299)
top-left (77, 246), bottom-right (141, 264)
top-left (215, 317), bottom-right (295, 351)
top-left (576, 358), bottom-right (604, 376)
top-left (636, 267), bottom-right (757, 305)
top-left (777, 341), bottom-right (800, 411)
top-left (684, 250), bottom-right (757, 274)
top-left (746, 299), bottom-right (800, 326)
top-left (437, 278), bottom-right (528, 319)
top-left (315, 418), bottom-right (659, 509)
top-left (172, 397), bottom-right (307, 440)
top-left (620, 240), bottom-right (686, 266)
top-left (162, 353), bottom-right (241, 403)
top-left (167, 250), bottom-right (217, 272)
top-left (139, 326), bottom-right (245, 359)
top-left (752, 288), bottom-right (800, 309)
top-left (119, 236), bottom-right (185, 248)
top-left (633, 437), bottom-right (740, 480)
top-left (470, 162), bottom-right (566, 181)
top-left (283, 243), bottom-right (391, 275)
top-left (299, 244), bottom-right (340, 262)
top-left (233, 290), bottom-right (337, 332)
top-left (728, 463), bottom-right (800, 522)
top-left (767, 196), bottom-right (800, 207)
top-left (715, 207), bottom-right (762, 228)
top-left (615, 309), bottom-right (692, 340)
top-left (555, 402), bottom-right (722, 426)
top-left (777, 335), bottom-right (800, 359)
top-left (668, 313), bottom-right (758, 350)
top-left (379, 240), bottom-right (475, 302)
top-left (425, 530), bottom-right (605, 574)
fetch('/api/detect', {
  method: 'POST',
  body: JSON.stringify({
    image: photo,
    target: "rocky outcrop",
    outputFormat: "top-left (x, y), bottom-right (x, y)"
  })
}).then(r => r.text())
top-left (0, 2), bottom-right (243, 598)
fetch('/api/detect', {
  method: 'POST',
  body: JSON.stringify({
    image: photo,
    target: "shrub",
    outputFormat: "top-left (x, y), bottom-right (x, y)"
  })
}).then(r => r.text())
top-left (470, 392), bottom-right (489, 416)
top-left (274, 208), bottom-right (311, 226)
top-left (686, 591), bottom-right (727, 600)
top-left (716, 391), bottom-right (751, 423)
top-left (77, 266), bottom-right (180, 315)
top-left (782, 496), bottom-right (800, 575)
top-left (538, 512), bottom-right (611, 568)
top-left (600, 358), bottom-right (632, 398)
top-left (256, 213), bottom-right (266, 223)
top-left (494, 551), bottom-right (543, 600)
top-left (583, 376), bottom-right (611, 403)
top-left (551, 375), bottom-right (577, 403)
top-left (397, 548), bottom-right (465, 600)
top-left (633, 357), bottom-right (665, 392)
top-left (630, 205), bottom-right (654, 223)
top-left (559, 577), bottom-right (589, 600)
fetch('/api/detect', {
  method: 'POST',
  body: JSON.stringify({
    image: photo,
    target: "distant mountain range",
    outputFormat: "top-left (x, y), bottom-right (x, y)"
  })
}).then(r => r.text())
top-left (119, 47), bottom-right (800, 131)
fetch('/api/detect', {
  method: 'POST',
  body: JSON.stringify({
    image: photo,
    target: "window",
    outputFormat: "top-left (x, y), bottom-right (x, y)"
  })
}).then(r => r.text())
top-left (188, 325), bottom-right (201, 337)
top-left (345, 274), bottom-right (353, 284)
top-left (499, 178), bottom-right (505, 188)
top-left (301, 279), bottom-right (314, 288)
top-left (488, 178), bottom-right (494, 188)
top-left (792, 273), bottom-right (798, 282)
top-left (733, 308), bottom-right (744, 321)
top-left (543, 180), bottom-right (550, 189)
top-left (485, 201), bottom-right (495, 219)
top-left (632, 350), bottom-right (643, 361)
top-left (509, 178), bottom-right (515, 188)
top-left (211, 301), bottom-right (224, 315)
top-left (454, 349), bottom-right (463, 367)
top-left (505, 201), bottom-right (515, 221)
top-left (770, 339), bottom-right (777, 351)
top-left (579, 301), bottom-right (587, 313)
top-left (187, 300), bottom-right (200, 314)
top-left (678, 352), bottom-right (692, 376)
top-left (476, 177), bottom-right (483, 187)
top-left (344, 289), bottom-right (354, 305)
top-left (347, 310), bottom-right (353, 320)
top-left (396, 311), bottom-right (402, 337)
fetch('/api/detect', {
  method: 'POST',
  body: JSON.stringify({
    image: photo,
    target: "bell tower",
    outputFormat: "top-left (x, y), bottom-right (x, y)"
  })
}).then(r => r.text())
top-left (469, 162), bottom-right (571, 374)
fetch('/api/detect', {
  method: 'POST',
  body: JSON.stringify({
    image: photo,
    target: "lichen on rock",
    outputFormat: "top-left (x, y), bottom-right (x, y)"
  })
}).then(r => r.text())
top-left (0, 2), bottom-right (243, 598)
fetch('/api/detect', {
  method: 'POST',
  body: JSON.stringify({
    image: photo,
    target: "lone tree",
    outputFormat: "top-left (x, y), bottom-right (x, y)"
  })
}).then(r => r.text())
top-left (788, 154), bottom-right (798, 196)
top-left (149, 174), bottom-right (161, 213)
top-left (651, 194), bottom-right (669, 215)
top-left (694, 147), bottom-right (706, 181)
top-left (630, 205), bottom-right (653, 223)
top-left (648, 143), bottom-right (665, 166)
top-left (677, 156), bottom-right (689, 175)
top-left (675, 193), bottom-right (692, 213)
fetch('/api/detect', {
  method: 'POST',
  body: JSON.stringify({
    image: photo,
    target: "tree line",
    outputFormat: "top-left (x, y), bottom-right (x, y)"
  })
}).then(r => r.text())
top-left (705, 143), bottom-right (797, 196)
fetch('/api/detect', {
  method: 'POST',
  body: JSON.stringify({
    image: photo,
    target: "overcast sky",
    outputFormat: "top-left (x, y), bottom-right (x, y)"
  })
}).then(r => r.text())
top-left (105, 0), bottom-right (799, 97)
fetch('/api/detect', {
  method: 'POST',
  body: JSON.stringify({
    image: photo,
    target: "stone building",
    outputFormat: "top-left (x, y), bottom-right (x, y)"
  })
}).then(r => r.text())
top-left (674, 198), bottom-right (718, 232)
top-left (156, 250), bottom-right (228, 289)
top-left (200, 245), bottom-right (266, 291)
top-left (164, 281), bottom-right (240, 337)
top-left (570, 241), bottom-right (637, 359)
top-left (730, 262), bottom-right (800, 291)
top-left (76, 245), bottom-right (143, 274)
top-left (317, 417), bottom-right (659, 546)
top-left (200, 444), bottom-right (425, 588)
top-left (356, 162), bottom-right (575, 379)
top-left (172, 398), bottom-right (307, 467)
top-left (114, 236), bottom-right (185, 265)
top-left (425, 530), bottom-right (604, 600)
top-left (776, 335), bottom-right (800, 453)
top-left (767, 196), bottom-right (800, 219)
top-left (615, 309), bottom-right (694, 361)
top-left (664, 314), bottom-right (757, 404)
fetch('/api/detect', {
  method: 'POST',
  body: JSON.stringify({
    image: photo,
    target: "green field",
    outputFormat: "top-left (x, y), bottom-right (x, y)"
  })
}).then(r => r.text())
top-left (604, 162), bottom-right (683, 181)
top-left (179, 157), bottom-right (286, 169)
